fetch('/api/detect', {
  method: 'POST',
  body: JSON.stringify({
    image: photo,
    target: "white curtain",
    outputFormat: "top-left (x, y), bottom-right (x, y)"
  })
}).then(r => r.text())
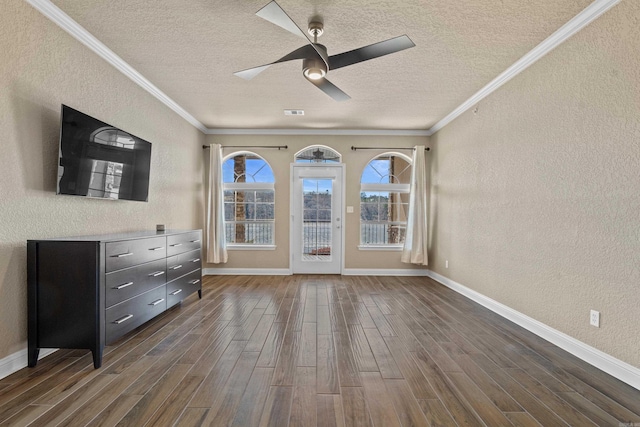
top-left (205, 143), bottom-right (228, 264)
top-left (401, 145), bottom-right (429, 266)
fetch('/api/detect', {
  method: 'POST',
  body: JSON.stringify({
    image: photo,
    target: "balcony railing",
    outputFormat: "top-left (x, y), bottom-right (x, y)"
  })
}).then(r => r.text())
top-left (223, 220), bottom-right (406, 247)
top-left (225, 221), bottom-right (274, 244)
top-left (360, 222), bottom-right (406, 245)
top-left (302, 221), bottom-right (332, 256)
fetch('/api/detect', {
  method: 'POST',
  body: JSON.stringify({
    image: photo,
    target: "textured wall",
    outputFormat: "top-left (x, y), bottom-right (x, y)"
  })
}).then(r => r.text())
top-left (0, 0), bottom-right (205, 360)
top-left (204, 134), bottom-right (429, 271)
top-left (429, 1), bottom-right (640, 368)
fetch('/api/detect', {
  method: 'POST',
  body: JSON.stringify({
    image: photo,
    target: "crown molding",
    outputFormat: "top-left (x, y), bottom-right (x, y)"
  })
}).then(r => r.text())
top-left (25, 0), bottom-right (209, 134)
top-left (205, 128), bottom-right (430, 136)
top-left (427, 0), bottom-right (620, 136)
top-left (27, 0), bottom-right (619, 138)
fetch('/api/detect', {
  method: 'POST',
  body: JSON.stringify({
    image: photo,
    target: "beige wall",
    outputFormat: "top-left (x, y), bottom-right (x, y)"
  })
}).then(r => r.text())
top-left (429, 1), bottom-right (640, 368)
top-left (204, 134), bottom-right (429, 271)
top-left (0, 1), bottom-right (205, 360)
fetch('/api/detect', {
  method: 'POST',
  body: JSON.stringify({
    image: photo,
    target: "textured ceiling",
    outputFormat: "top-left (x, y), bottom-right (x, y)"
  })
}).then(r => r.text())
top-left (51, 0), bottom-right (592, 130)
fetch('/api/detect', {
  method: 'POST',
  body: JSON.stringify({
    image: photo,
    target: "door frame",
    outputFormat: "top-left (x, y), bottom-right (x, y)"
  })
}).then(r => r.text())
top-left (290, 163), bottom-right (345, 275)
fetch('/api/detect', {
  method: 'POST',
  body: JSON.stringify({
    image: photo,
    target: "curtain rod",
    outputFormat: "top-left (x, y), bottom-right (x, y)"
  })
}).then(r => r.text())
top-left (202, 145), bottom-right (288, 150)
top-left (351, 146), bottom-right (430, 151)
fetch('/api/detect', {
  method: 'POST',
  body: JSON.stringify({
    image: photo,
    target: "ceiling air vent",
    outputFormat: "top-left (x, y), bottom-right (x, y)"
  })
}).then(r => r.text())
top-left (284, 109), bottom-right (304, 116)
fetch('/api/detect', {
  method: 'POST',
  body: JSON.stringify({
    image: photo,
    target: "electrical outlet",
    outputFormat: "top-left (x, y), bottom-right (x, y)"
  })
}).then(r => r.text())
top-left (590, 310), bottom-right (600, 328)
top-left (445, 260), bottom-right (449, 269)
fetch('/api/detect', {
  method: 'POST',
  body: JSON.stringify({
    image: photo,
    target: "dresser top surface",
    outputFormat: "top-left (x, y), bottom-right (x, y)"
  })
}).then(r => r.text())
top-left (28, 229), bottom-right (201, 243)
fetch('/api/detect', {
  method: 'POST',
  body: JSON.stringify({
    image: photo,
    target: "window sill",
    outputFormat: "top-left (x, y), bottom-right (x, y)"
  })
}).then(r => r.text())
top-left (358, 245), bottom-right (403, 252)
top-left (227, 245), bottom-right (276, 251)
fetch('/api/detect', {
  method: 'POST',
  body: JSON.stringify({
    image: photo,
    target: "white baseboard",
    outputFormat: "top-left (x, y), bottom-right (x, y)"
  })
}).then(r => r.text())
top-left (203, 268), bottom-right (292, 276)
top-left (342, 268), bottom-right (430, 276)
top-left (425, 270), bottom-right (640, 391)
top-left (0, 348), bottom-right (58, 380)
top-left (203, 268), bottom-right (429, 276)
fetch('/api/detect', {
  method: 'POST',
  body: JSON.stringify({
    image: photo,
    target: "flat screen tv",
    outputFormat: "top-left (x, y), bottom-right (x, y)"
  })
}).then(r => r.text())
top-left (57, 105), bottom-right (152, 201)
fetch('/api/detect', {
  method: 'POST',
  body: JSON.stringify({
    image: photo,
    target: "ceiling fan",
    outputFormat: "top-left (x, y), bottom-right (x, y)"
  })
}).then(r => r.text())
top-left (233, 1), bottom-right (415, 102)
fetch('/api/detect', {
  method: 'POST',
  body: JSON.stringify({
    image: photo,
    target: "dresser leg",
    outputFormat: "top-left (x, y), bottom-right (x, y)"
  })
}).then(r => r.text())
top-left (28, 346), bottom-right (40, 368)
top-left (198, 289), bottom-right (202, 299)
top-left (92, 346), bottom-right (103, 369)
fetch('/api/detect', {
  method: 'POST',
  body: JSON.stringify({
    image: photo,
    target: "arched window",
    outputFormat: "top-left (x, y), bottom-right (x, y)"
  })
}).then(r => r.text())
top-left (360, 153), bottom-right (412, 247)
top-left (222, 152), bottom-right (275, 247)
top-left (294, 145), bottom-right (341, 163)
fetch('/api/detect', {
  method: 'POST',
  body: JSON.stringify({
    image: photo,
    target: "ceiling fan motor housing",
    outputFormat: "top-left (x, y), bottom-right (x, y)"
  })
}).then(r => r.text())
top-left (303, 44), bottom-right (328, 80)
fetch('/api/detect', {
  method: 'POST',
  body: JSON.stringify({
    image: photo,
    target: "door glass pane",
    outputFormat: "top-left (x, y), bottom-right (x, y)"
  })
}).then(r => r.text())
top-left (302, 179), bottom-right (332, 261)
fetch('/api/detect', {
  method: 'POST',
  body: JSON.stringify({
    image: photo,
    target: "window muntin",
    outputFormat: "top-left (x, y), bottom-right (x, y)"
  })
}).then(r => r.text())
top-left (360, 153), bottom-right (411, 246)
top-left (222, 152), bottom-right (275, 246)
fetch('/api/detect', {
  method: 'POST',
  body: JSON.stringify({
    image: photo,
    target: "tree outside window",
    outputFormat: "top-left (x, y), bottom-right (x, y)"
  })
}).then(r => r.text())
top-left (222, 152), bottom-right (275, 246)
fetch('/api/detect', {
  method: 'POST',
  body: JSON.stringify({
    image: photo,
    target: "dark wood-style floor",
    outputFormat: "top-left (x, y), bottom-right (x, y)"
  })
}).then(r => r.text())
top-left (1, 275), bottom-right (639, 426)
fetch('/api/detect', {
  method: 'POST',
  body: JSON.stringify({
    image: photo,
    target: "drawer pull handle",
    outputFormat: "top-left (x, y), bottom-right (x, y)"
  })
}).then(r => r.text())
top-left (170, 264), bottom-right (183, 270)
top-left (113, 314), bottom-right (133, 324)
top-left (150, 298), bottom-right (165, 306)
top-left (191, 258), bottom-right (201, 263)
top-left (170, 243), bottom-right (183, 247)
top-left (170, 289), bottom-right (182, 296)
top-left (113, 252), bottom-right (133, 258)
top-left (190, 239), bottom-right (201, 243)
top-left (189, 279), bottom-right (200, 285)
top-left (149, 246), bottom-right (165, 251)
top-left (114, 282), bottom-right (133, 290)
top-left (149, 271), bottom-right (165, 277)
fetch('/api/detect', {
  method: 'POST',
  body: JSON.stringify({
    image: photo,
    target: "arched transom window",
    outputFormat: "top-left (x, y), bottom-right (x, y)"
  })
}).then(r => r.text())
top-left (360, 153), bottom-right (412, 247)
top-left (294, 145), bottom-right (341, 163)
top-left (222, 152), bottom-right (275, 247)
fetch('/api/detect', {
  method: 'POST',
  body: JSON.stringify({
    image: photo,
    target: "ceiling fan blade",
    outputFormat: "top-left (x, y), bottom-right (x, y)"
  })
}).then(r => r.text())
top-left (256, 1), bottom-right (306, 39)
top-left (305, 76), bottom-right (351, 102)
top-left (234, 45), bottom-right (317, 80)
top-left (234, 65), bottom-right (270, 80)
top-left (255, 1), bottom-right (328, 66)
top-left (328, 35), bottom-right (415, 70)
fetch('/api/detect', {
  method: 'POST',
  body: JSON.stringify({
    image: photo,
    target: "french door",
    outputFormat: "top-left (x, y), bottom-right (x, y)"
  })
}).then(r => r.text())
top-left (291, 164), bottom-right (344, 274)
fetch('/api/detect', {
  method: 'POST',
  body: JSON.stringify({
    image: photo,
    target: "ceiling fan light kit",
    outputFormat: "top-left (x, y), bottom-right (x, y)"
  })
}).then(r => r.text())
top-left (233, 1), bottom-right (415, 101)
top-left (303, 45), bottom-right (328, 80)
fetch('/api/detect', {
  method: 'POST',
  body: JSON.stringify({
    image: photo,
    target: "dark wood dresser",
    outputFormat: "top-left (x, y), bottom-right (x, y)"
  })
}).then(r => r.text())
top-left (27, 229), bottom-right (202, 369)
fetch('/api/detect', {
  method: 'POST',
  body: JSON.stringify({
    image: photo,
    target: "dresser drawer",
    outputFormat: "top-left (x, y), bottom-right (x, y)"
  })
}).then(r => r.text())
top-left (166, 249), bottom-right (202, 282)
top-left (167, 231), bottom-right (201, 257)
top-left (105, 258), bottom-right (166, 308)
top-left (166, 269), bottom-right (201, 309)
top-left (105, 236), bottom-right (167, 272)
top-left (105, 285), bottom-right (166, 343)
